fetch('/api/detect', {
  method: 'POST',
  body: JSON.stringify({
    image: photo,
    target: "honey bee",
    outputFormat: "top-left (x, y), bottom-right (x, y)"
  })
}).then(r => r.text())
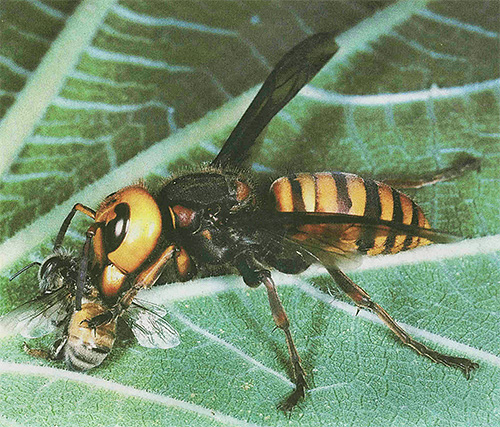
top-left (44, 32), bottom-right (477, 410)
top-left (0, 251), bottom-right (180, 371)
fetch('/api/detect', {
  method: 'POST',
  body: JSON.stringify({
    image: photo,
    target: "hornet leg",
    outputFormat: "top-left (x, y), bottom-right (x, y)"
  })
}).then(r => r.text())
top-left (382, 154), bottom-right (480, 189)
top-left (83, 245), bottom-right (177, 329)
top-left (327, 268), bottom-right (478, 377)
top-left (236, 254), bottom-right (307, 412)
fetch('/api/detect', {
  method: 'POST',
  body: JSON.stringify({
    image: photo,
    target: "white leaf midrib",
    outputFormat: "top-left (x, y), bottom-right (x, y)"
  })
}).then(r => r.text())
top-left (137, 255), bottom-right (500, 371)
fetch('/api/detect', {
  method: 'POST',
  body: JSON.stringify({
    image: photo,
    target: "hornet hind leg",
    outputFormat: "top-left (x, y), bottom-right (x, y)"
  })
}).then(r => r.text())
top-left (382, 154), bottom-right (480, 189)
top-left (327, 268), bottom-right (478, 377)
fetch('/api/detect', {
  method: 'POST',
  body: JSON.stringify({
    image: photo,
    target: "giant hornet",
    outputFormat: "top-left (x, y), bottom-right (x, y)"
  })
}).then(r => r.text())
top-left (12, 32), bottom-right (478, 410)
top-left (0, 249), bottom-right (180, 371)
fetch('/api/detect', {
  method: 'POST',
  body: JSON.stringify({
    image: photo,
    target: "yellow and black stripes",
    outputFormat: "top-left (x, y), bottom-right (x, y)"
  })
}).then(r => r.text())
top-left (270, 172), bottom-right (431, 256)
top-left (356, 178), bottom-right (381, 254)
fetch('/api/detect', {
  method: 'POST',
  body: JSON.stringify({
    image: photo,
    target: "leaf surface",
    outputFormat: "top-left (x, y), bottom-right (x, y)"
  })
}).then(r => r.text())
top-left (0, 1), bottom-right (499, 426)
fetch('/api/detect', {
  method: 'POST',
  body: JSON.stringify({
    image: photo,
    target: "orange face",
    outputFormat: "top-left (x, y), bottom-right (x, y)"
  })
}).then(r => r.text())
top-left (92, 186), bottom-right (162, 295)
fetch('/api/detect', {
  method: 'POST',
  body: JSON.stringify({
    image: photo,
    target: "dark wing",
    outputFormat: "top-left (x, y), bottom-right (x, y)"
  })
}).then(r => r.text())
top-left (211, 32), bottom-right (339, 169)
top-left (274, 211), bottom-right (461, 240)
top-left (124, 299), bottom-right (180, 349)
top-left (0, 287), bottom-right (72, 339)
top-left (258, 211), bottom-right (461, 269)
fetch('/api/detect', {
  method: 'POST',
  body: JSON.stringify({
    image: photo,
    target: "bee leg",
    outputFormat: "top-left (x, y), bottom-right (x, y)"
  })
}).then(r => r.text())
top-left (82, 288), bottom-right (141, 330)
top-left (236, 255), bottom-right (307, 411)
top-left (53, 203), bottom-right (96, 251)
top-left (327, 268), bottom-right (478, 377)
top-left (23, 342), bottom-right (52, 360)
top-left (382, 154), bottom-right (480, 189)
top-left (81, 309), bottom-right (116, 329)
top-left (51, 336), bottom-right (68, 360)
top-left (23, 336), bottom-right (67, 361)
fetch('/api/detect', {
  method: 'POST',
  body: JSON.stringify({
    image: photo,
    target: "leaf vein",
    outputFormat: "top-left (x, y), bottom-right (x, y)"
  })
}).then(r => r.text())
top-left (168, 308), bottom-right (294, 387)
top-left (390, 30), bottom-right (468, 62)
top-left (0, 361), bottom-right (261, 427)
top-left (0, 56), bottom-right (32, 77)
top-left (417, 9), bottom-right (499, 39)
top-left (85, 46), bottom-right (194, 72)
top-left (111, 3), bottom-right (238, 36)
top-left (28, 0), bottom-right (67, 20)
top-left (51, 97), bottom-right (171, 112)
top-left (300, 78), bottom-right (500, 107)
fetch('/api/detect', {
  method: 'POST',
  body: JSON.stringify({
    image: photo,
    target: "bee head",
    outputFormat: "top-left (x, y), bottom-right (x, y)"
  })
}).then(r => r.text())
top-left (38, 252), bottom-right (77, 293)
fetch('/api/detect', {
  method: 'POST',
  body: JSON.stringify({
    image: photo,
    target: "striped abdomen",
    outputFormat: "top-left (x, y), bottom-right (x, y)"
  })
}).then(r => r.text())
top-left (64, 303), bottom-right (116, 371)
top-left (270, 172), bottom-right (431, 256)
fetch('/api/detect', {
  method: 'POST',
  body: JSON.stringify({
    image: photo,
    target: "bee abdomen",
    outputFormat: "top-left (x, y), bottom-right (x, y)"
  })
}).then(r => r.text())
top-left (64, 303), bottom-right (116, 371)
top-left (270, 172), bottom-right (431, 255)
top-left (64, 341), bottom-right (112, 371)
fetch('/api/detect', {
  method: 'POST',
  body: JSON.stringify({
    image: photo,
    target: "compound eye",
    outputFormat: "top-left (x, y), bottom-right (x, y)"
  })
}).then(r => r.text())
top-left (39, 257), bottom-right (56, 281)
top-left (39, 255), bottom-right (64, 283)
top-left (103, 203), bottom-right (130, 254)
top-left (38, 255), bottom-right (67, 293)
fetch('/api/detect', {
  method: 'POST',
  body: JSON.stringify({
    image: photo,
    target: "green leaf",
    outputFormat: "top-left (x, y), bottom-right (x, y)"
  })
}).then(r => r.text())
top-left (0, 1), bottom-right (499, 426)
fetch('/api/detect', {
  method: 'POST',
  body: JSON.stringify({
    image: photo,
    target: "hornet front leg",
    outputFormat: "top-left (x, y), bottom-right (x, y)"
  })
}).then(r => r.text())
top-left (83, 245), bottom-right (177, 329)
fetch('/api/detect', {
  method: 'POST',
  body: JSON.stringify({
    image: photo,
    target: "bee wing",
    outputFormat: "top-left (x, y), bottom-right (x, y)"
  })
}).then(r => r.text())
top-left (211, 32), bottom-right (338, 168)
top-left (261, 212), bottom-right (461, 269)
top-left (124, 299), bottom-right (180, 349)
top-left (0, 287), bottom-right (72, 339)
